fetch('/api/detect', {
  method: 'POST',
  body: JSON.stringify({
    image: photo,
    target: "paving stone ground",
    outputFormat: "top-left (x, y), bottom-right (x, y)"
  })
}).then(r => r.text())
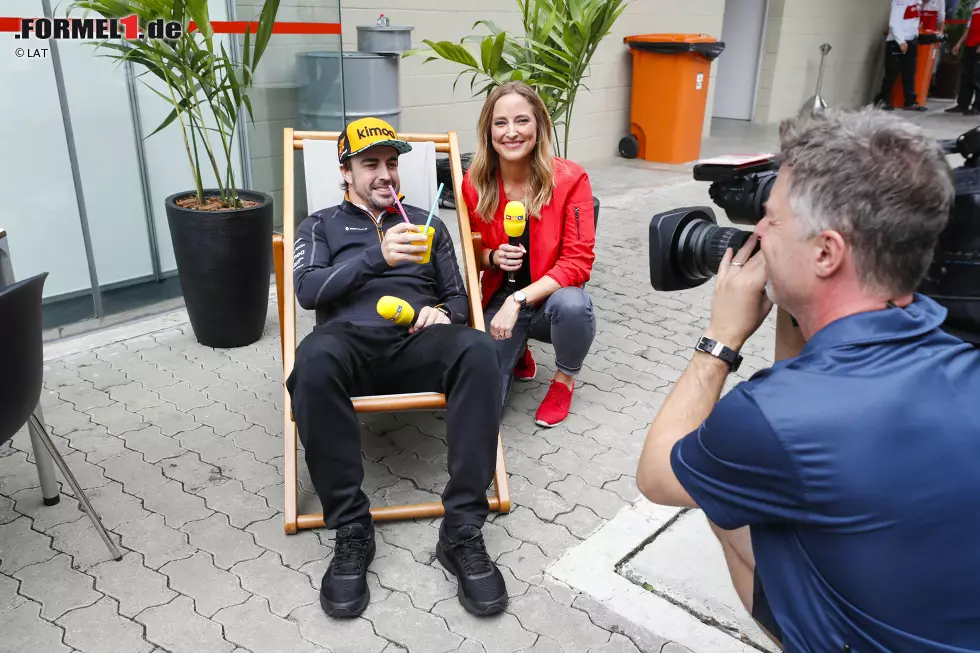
top-left (2, 109), bottom-right (972, 653)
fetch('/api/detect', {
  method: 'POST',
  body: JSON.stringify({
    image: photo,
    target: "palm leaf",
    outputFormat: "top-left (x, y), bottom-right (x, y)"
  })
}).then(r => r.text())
top-left (69, 0), bottom-right (281, 206)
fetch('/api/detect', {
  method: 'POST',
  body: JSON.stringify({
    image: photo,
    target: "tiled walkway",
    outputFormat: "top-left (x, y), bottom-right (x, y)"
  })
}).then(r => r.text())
top-left (2, 108), bottom-right (971, 653)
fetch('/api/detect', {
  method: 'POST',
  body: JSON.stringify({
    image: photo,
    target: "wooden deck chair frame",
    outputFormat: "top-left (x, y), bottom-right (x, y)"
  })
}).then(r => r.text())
top-left (273, 128), bottom-right (511, 534)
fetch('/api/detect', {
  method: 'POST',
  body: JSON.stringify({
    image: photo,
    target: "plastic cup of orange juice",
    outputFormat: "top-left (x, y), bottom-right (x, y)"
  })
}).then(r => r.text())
top-left (417, 225), bottom-right (435, 264)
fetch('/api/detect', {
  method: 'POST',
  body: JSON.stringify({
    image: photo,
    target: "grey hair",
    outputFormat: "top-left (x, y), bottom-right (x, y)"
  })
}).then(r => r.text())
top-left (777, 107), bottom-right (954, 297)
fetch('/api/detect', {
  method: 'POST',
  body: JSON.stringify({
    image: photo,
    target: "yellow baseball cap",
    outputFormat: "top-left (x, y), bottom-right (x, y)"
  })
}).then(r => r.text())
top-left (337, 117), bottom-right (412, 163)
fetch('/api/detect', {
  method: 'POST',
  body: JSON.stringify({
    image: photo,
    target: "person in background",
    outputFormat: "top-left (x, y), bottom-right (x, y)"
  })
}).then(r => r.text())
top-left (923, 0), bottom-right (947, 31)
top-left (946, 0), bottom-right (980, 114)
top-left (461, 81), bottom-right (597, 428)
top-left (876, 0), bottom-right (929, 111)
top-left (636, 108), bottom-right (980, 651)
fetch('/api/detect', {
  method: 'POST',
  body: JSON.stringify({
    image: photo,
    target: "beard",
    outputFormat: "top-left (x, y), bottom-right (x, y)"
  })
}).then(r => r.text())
top-left (359, 184), bottom-right (395, 212)
top-left (349, 172), bottom-right (396, 213)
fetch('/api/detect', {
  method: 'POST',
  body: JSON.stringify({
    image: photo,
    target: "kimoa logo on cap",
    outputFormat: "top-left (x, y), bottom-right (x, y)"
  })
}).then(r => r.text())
top-left (356, 125), bottom-right (396, 140)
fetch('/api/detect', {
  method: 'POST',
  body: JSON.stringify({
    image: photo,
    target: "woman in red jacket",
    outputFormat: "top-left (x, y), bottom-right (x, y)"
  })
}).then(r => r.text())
top-left (462, 81), bottom-right (597, 427)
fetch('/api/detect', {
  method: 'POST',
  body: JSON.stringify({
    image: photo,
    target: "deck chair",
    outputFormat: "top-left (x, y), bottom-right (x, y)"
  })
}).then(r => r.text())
top-left (273, 128), bottom-right (512, 535)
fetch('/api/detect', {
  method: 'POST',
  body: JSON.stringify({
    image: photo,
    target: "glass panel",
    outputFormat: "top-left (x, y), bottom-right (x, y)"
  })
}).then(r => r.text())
top-left (0, 0), bottom-right (96, 330)
top-left (234, 0), bottom-right (346, 230)
top-left (58, 18), bottom-right (167, 317)
top-left (136, 0), bottom-right (247, 277)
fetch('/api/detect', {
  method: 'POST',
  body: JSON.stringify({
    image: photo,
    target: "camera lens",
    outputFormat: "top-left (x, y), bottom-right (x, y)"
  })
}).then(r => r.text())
top-left (677, 219), bottom-right (752, 282)
top-left (649, 206), bottom-right (756, 292)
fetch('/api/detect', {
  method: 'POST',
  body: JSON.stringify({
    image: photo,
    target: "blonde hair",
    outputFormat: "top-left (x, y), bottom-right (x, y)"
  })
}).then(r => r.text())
top-left (469, 81), bottom-right (555, 223)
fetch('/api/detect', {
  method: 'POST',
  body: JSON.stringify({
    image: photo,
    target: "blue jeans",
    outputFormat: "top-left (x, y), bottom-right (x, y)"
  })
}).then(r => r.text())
top-left (484, 286), bottom-right (596, 406)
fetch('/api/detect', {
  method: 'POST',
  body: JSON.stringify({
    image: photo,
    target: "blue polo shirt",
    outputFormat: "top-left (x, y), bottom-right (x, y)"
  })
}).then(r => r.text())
top-left (671, 295), bottom-right (980, 652)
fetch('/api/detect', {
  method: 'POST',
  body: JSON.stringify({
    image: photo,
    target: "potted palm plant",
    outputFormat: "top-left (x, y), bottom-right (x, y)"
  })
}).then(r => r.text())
top-left (404, 0), bottom-right (627, 159)
top-left (68, 0), bottom-right (281, 348)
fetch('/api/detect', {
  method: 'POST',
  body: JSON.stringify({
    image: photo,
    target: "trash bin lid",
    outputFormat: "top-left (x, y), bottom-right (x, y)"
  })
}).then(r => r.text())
top-left (624, 34), bottom-right (725, 61)
top-left (624, 33), bottom-right (718, 44)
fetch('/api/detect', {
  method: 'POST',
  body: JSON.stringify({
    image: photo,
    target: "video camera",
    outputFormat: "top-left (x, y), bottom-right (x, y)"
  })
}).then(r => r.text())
top-left (648, 126), bottom-right (980, 345)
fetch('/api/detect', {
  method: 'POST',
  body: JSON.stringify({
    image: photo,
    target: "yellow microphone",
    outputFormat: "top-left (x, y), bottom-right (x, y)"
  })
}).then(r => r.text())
top-left (503, 201), bottom-right (526, 286)
top-left (377, 296), bottom-right (415, 326)
top-left (503, 201), bottom-right (527, 240)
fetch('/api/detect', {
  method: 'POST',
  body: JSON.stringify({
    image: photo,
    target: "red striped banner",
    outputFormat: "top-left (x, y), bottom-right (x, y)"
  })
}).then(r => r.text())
top-left (0, 17), bottom-right (341, 35)
top-left (190, 21), bottom-right (341, 35)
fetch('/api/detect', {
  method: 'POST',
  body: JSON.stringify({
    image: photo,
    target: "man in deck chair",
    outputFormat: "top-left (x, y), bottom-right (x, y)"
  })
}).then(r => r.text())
top-left (286, 117), bottom-right (508, 619)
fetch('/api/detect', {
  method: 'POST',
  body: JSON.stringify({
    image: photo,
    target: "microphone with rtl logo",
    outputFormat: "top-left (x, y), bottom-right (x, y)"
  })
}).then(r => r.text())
top-left (377, 296), bottom-right (415, 326)
top-left (503, 200), bottom-right (527, 286)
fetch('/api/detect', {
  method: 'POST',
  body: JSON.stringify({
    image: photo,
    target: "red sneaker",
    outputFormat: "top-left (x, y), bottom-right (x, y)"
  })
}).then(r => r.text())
top-left (514, 346), bottom-right (536, 382)
top-left (535, 380), bottom-right (574, 428)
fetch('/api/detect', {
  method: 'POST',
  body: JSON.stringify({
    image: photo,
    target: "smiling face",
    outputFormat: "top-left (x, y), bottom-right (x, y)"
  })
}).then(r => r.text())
top-left (342, 145), bottom-right (400, 213)
top-left (490, 92), bottom-right (538, 164)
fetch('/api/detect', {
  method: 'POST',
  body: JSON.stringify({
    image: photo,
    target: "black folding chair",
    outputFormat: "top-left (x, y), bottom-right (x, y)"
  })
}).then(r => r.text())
top-left (0, 272), bottom-right (122, 561)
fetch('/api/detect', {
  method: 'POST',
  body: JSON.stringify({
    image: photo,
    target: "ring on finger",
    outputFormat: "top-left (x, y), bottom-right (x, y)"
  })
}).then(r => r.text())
top-left (731, 261), bottom-right (743, 267)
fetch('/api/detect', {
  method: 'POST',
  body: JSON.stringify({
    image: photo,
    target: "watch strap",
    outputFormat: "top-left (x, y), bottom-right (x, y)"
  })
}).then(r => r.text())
top-left (695, 336), bottom-right (742, 372)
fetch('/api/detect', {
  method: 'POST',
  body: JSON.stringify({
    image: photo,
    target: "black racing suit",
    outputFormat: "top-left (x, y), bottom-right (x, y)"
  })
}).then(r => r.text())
top-left (286, 199), bottom-right (502, 534)
top-left (292, 200), bottom-right (470, 327)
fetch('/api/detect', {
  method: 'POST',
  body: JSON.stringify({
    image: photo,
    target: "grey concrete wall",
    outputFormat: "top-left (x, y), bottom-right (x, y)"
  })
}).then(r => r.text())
top-left (755, 0), bottom-right (889, 124)
top-left (339, 0), bottom-right (726, 161)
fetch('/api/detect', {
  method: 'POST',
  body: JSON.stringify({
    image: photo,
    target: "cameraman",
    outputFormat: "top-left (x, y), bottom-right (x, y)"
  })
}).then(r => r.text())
top-left (636, 108), bottom-right (980, 651)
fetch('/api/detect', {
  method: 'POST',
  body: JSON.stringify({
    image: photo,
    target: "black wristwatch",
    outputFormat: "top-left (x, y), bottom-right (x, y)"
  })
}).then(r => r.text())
top-left (434, 305), bottom-right (452, 319)
top-left (695, 336), bottom-right (742, 372)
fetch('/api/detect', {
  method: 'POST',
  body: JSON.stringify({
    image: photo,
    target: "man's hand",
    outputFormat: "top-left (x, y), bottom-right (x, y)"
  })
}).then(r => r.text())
top-left (705, 234), bottom-right (773, 351)
top-left (409, 306), bottom-right (450, 334)
top-left (900, 41), bottom-right (908, 54)
top-left (953, 43), bottom-right (961, 56)
top-left (494, 244), bottom-right (526, 272)
top-left (382, 223), bottom-right (428, 267)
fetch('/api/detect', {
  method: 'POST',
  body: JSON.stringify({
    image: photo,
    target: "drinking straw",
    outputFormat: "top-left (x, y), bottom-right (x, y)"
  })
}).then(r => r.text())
top-left (388, 185), bottom-right (412, 224)
top-left (423, 183), bottom-right (445, 233)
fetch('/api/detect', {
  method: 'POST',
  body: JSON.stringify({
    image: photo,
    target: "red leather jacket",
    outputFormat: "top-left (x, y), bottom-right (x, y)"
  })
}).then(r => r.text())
top-left (462, 157), bottom-right (596, 308)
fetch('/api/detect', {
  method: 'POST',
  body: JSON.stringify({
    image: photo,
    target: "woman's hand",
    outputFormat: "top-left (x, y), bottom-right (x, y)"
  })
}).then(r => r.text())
top-left (490, 300), bottom-right (520, 340)
top-left (494, 244), bottom-right (526, 272)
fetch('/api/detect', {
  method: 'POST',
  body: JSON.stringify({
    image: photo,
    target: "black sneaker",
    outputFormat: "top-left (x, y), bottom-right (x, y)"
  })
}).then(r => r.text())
top-left (946, 105), bottom-right (968, 113)
top-left (320, 523), bottom-right (375, 618)
top-left (436, 525), bottom-right (508, 616)
top-left (903, 104), bottom-right (928, 112)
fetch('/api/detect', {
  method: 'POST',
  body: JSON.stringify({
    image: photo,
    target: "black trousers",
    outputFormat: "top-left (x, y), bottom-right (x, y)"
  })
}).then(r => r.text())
top-left (878, 38), bottom-right (919, 107)
top-left (285, 321), bottom-right (502, 532)
top-left (956, 46), bottom-right (980, 110)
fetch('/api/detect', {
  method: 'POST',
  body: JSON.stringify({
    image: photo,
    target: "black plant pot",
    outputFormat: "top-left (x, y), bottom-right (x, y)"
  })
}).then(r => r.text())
top-left (165, 189), bottom-right (273, 349)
